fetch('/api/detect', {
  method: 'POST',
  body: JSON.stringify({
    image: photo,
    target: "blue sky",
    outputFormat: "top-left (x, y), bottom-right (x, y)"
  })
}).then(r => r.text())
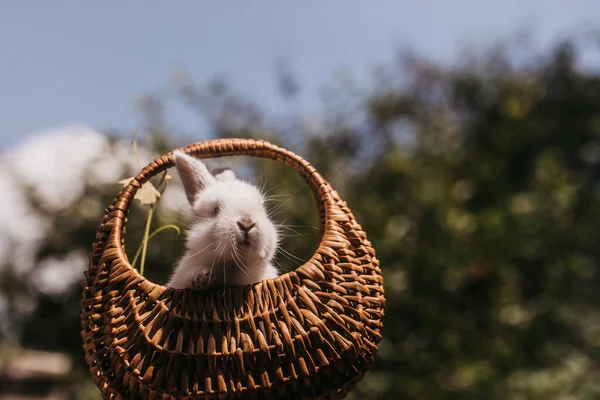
top-left (1, 1), bottom-right (598, 146)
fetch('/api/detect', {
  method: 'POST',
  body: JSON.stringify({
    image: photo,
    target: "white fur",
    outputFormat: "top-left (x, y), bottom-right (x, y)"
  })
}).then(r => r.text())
top-left (167, 151), bottom-right (279, 289)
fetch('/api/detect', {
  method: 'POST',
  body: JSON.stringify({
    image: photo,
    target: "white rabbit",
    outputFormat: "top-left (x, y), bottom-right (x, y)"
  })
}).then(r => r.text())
top-left (167, 151), bottom-right (280, 290)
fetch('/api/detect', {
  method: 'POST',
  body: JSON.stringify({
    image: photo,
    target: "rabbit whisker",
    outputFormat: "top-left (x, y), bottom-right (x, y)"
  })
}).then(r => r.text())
top-left (230, 250), bottom-right (250, 278)
top-left (206, 242), bottom-right (224, 290)
top-left (278, 223), bottom-right (319, 230)
top-left (188, 240), bottom-right (216, 259)
top-left (261, 182), bottom-right (284, 197)
top-left (276, 247), bottom-right (305, 265)
top-left (276, 225), bottom-right (307, 238)
top-left (229, 238), bottom-right (250, 273)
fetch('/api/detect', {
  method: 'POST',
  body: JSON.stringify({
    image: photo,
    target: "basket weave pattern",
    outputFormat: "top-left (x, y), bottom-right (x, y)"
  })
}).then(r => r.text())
top-left (80, 139), bottom-right (385, 399)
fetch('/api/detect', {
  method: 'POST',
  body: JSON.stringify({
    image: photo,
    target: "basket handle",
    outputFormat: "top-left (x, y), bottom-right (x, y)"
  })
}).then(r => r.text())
top-left (108, 138), bottom-right (338, 279)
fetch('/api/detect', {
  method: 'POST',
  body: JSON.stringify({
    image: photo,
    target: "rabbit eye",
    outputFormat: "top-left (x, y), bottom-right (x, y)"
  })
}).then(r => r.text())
top-left (212, 203), bottom-right (221, 217)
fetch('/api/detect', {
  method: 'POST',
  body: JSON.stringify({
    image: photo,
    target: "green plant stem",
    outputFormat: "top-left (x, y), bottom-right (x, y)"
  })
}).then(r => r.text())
top-left (131, 224), bottom-right (181, 268)
top-left (130, 166), bottom-right (173, 276)
top-left (139, 206), bottom-right (154, 276)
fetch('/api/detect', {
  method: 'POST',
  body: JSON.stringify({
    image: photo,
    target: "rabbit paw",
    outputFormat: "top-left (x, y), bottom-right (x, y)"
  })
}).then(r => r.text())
top-left (191, 271), bottom-right (211, 290)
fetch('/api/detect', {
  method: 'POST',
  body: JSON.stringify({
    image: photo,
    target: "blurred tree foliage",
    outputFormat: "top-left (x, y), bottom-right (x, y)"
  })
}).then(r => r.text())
top-left (3, 38), bottom-right (600, 399)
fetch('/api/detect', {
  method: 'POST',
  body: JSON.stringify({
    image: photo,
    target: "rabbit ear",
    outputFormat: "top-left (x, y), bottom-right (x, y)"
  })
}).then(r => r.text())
top-left (173, 150), bottom-right (216, 205)
top-left (212, 167), bottom-right (236, 182)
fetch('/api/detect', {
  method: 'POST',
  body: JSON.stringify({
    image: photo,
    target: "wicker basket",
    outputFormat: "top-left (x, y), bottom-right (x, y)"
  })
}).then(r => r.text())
top-left (80, 139), bottom-right (385, 399)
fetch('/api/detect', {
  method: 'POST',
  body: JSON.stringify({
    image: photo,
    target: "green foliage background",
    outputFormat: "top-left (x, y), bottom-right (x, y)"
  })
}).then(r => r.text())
top-left (3, 38), bottom-right (600, 399)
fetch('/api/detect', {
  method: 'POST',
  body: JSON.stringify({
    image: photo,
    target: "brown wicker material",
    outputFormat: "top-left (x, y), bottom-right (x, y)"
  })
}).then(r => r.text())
top-left (80, 139), bottom-right (385, 399)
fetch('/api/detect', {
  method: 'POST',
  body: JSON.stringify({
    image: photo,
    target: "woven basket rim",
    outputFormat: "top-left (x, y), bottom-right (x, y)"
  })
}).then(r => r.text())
top-left (114, 138), bottom-right (334, 293)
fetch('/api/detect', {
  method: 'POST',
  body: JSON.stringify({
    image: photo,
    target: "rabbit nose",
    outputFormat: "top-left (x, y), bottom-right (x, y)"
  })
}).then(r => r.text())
top-left (237, 218), bottom-right (256, 233)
